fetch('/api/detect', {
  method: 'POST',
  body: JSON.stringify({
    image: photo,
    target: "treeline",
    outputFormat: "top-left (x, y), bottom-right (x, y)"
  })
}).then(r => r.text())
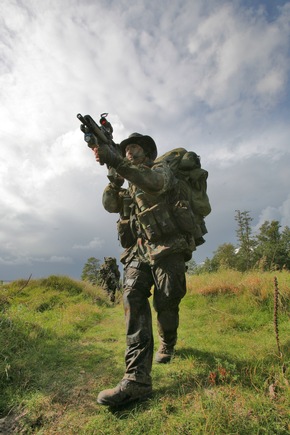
top-left (189, 210), bottom-right (290, 274)
top-left (81, 210), bottom-right (289, 278)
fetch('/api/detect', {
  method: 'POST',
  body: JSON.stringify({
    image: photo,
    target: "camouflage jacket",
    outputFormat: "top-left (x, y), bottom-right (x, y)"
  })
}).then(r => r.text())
top-left (99, 263), bottom-right (120, 287)
top-left (102, 159), bottom-right (195, 265)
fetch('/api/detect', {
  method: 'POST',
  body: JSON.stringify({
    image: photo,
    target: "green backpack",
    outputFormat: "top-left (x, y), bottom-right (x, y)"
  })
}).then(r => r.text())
top-left (154, 147), bottom-right (211, 246)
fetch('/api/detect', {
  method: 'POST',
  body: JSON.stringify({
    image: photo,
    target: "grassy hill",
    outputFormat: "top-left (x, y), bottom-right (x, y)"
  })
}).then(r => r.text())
top-left (0, 271), bottom-right (289, 434)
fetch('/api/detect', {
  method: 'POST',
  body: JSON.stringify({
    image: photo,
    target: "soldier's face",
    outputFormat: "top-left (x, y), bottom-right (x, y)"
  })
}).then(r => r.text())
top-left (125, 144), bottom-right (146, 164)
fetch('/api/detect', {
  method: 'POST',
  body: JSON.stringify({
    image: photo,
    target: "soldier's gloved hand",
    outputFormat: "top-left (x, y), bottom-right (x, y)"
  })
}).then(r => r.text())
top-left (93, 145), bottom-right (123, 168)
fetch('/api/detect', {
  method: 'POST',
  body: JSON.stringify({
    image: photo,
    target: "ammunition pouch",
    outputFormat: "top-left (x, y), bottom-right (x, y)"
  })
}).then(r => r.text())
top-left (137, 203), bottom-right (176, 242)
top-left (117, 218), bottom-right (136, 248)
top-left (172, 200), bottom-right (195, 233)
top-left (134, 197), bottom-right (208, 247)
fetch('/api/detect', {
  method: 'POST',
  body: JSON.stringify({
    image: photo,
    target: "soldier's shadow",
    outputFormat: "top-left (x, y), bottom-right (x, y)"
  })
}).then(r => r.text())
top-left (175, 346), bottom-right (218, 365)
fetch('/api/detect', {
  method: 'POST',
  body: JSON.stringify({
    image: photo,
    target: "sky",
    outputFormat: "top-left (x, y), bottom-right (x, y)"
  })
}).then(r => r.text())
top-left (1, 0), bottom-right (290, 281)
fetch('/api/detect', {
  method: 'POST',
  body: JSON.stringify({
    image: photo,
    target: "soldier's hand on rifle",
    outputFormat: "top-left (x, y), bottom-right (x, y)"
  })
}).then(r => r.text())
top-left (92, 146), bottom-right (101, 163)
top-left (92, 144), bottom-right (123, 168)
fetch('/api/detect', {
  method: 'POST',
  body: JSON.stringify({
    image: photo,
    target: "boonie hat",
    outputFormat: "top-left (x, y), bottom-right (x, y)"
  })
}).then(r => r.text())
top-left (120, 133), bottom-right (157, 160)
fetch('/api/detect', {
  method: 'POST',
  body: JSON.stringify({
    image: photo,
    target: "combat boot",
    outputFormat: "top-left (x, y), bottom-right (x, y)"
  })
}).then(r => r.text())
top-left (97, 379), bottom-right (152, 407)
top-left (155, 345), bottom-right (174, 364)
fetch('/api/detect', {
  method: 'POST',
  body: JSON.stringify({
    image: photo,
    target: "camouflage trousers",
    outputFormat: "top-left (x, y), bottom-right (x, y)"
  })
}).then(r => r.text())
top-left (122, 253), bottom-right (186, 385)
top-left (103, 284), bottom-right (117, 302)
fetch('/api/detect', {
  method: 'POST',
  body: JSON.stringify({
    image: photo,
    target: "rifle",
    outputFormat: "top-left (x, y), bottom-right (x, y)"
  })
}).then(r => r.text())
top-left (77, 112), bottom-right (123, 183)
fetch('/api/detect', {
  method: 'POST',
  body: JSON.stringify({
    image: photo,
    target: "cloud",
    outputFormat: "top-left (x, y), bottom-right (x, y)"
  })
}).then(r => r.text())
top-left (254, 194), bottom-right (290, 231)
top-left (186, 2), bottom-right (290, 107)
top-left (42, 256), bottom-right (73, 264)
top-left (1, 0), bottom-right (290, 279)
top-left (73, 237), bottom-right (104, 250)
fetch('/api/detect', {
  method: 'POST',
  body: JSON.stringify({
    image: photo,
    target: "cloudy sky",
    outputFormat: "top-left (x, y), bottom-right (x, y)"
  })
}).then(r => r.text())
top-left (1, 0), bottom-right (289, 281)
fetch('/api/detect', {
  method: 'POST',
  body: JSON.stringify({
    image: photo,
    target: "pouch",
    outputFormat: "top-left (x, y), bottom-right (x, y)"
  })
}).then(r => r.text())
top-left (138, 206), bottom-right (163, 242)
top-left (151, 203), bottom-right (176, 235)
top-left (117, 219), bottom-right (136, 248)
top-left (172, 200), bottom-right (195, 233)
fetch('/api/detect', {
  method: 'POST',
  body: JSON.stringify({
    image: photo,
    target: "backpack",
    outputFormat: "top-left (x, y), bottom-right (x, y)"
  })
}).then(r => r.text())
top-left (154, 147), bottom-right (211, 246)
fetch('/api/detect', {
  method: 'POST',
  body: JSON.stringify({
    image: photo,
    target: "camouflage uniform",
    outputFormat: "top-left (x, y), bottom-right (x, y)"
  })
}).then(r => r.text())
top-left (101, 150), bottom-right (195, 386)
top-left (99, 257), bottom-right (120, 302)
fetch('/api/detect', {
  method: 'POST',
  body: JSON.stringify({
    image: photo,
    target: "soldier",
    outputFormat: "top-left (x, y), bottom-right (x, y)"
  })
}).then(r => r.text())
top-left (92, 133), bottom-right (196, 407)
top-left (99, 257), bottom-right (121, 302)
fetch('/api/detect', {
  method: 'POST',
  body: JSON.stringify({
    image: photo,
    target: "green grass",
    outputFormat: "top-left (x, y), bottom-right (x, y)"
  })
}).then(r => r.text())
top-left (0, 272), bottom-right (289, 434)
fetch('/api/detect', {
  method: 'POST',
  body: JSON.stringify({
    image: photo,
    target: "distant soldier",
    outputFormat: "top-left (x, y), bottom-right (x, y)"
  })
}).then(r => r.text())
top-left (99, 257), bottom-right (121, 302)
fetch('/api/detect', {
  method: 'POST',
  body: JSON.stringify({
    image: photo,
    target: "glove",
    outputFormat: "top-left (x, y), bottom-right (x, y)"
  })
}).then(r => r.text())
top-left (96, 144), bottom-right (123, 168)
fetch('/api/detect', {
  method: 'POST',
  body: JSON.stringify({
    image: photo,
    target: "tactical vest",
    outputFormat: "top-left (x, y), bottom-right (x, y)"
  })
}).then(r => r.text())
top-left (117, 180), bottom-right (195, 262)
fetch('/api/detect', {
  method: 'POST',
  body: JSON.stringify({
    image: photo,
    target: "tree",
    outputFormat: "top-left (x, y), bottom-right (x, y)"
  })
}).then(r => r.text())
top-left (235, 210), bottom-right (256, 271)
top-left (280, 226), bottom-right (290, 269)
top-left (81, 257), bottom-right (101, 285)
top-left (196, 257), bottom-right (219, 274)
top-left (254, 222), bottom-right (290, 270)
top-left (211, 243), bottom-right (237, 270)
top-left (254, 220), bottom-right (281, 270)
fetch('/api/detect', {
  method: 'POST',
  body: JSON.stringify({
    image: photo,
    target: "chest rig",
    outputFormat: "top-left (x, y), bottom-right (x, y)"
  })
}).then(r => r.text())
top-left (128, 184), bottom-right (178, 243)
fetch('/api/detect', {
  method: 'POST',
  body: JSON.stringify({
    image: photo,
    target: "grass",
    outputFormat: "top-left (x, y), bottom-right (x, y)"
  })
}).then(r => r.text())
top-left (0, 271), bottom-right (289, 434)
